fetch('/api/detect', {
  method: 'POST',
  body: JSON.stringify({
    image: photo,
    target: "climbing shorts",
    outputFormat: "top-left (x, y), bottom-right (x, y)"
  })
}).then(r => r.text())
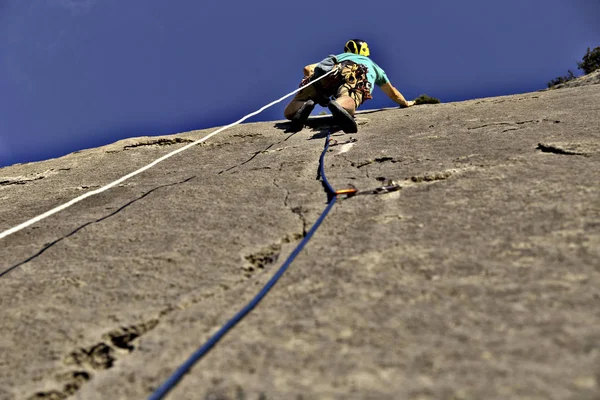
top-left (294, 61), bottom-right (373, 108)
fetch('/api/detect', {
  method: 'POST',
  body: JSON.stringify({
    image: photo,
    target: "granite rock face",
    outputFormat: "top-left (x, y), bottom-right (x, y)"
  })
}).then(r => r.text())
top-left (0, 80), bottom-right (599, 400)
top-left (547, 69), bottom-right (600, 90)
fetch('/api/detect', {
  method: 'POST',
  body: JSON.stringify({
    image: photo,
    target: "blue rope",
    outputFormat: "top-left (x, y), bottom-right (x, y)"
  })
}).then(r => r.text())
top-left (148, 132), bottom-right (337, 400)
top-left (318, 136), bottom-right (337, 202)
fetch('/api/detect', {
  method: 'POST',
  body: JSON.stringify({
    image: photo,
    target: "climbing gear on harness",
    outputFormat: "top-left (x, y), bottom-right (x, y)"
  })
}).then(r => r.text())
top-left (339, 62), bottom-right (373, 106)
top-left (328, 99), bottom-right (358, 133)
top-left (344, 39), bottom-right (370, 57)
top-left (290, 99), bottom-right (316, 131)
top-left (299, 60), bottom-right (373, 108)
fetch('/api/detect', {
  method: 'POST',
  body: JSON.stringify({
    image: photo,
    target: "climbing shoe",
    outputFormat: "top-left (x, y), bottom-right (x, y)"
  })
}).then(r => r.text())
top-left (290, 100), bottom-right (315, 131)
top-left (327, 100), bottom-right (358, 133)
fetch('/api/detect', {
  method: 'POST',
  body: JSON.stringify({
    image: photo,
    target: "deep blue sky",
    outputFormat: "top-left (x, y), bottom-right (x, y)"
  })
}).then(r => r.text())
top-left (1, 0), bottom-right (598, 168)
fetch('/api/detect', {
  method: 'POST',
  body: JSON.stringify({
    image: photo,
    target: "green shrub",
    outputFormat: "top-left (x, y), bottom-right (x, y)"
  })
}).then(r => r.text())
top-left (546, 46), bottom-right (599, 89)
top-left (414, 94), bottom-right (441, 105)
top-left (577, 46), bottom-right (600, 75)
top-left (547, 70), bottom-right (576, 88)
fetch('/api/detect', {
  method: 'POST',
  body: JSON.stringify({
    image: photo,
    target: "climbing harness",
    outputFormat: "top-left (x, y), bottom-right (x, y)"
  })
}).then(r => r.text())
top-left (299, 60), bottom-right (373, 107)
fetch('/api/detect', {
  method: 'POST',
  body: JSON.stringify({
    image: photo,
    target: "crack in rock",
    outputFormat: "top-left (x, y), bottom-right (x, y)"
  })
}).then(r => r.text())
top-left (351, 156), bottom-right (399, 168)
top-left (30, 370), bottom-right (92, 399)
top-left (340, 168), bottom-right (472, 200)
top-left (219, 144), bottom-right (277, 174)
top-left (58, 372), bottom-right (90, 397)
top-left (27, 390), bottom-right (68, 400)
top-left (474, 95), bottom-right (540, 105)
top-left (0, 168), bottom-right (71, 187)
top-left (249, 166), bottom-right (273, 172)
top-left (468, 119), bottom-right (560, 131)
top-left (260, 147), bottom-right (285, 154)
top-left (0, 176), bottom-right (44, 186)
top-left (243, 244), bottom-right (281, 277)
top-left (106, 138), bottom-right (227, 153)
top-left (232, 133), bottom-right (262, 138)
top-left (468, 122), bottom-right (513, 130)
top-left (73, 185), bottom-right (101, 191)
top-left (515, 119), bottom-right (540, 125)
top-left (338, 156), bottom-right (479, 197)
top-left (242, 233), bottom-right (303, 278)
top-left (123, 137), bottom-right (193, 150)
top-left (536, 143), bottom-right (590, 156)
top-left (29, 319), bottom-right (160, 399)
top-left (64, 343), bottom-right (116, 370)
top-left (272, 179), bottom-right (290, 207)
top-left (1, 176), bottom-right (196, 279)
top-left (273, 178), bottom-right (307, 237)
top-left (291, 206), bottom-right (308, 237)
top-left (409, 171), bottom-right (453, 183)
top-left (101, 319), bottom-right (159, 351)
top-left (401, 167), bottom-right (484, 188)
top-left (339, 154), bottom-right (370, 180)
top-left (219, 142), bottom-right (293, 175)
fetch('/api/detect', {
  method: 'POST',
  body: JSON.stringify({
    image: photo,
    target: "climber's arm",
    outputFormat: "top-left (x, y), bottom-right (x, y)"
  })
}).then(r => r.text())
top-left (380, 82), bottom-right (415, 107)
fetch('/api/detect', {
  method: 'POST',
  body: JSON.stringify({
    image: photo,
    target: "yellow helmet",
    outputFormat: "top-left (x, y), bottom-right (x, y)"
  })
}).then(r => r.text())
top-left (344, 39), bottom-right (370, 57)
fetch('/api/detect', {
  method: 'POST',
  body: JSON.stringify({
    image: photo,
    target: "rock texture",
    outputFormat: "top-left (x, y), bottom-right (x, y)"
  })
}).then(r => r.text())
top-left (546, 69), bottom-right (600, 90)
top-left (1, 80), bottom-right (599, 400)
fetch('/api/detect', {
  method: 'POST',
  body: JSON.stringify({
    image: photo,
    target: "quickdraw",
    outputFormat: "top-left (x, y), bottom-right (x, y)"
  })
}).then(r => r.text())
top-left (327, 139), bottom-right (400, 197)
top-left (335, 179), bottom-right (402, 198)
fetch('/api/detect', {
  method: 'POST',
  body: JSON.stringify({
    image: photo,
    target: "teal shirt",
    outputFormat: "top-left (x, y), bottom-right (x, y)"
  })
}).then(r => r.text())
top-left (335, 53), bottom-right (390, 89)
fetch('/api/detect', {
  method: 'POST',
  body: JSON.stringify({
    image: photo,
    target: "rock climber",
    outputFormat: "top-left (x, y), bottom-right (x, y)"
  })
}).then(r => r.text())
top-left (284, 39), bottom-right (416, 133)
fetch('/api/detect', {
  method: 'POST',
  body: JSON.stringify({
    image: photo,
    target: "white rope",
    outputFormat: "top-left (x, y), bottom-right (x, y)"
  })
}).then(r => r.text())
top-left (0, 70), bottom-right (335, 241)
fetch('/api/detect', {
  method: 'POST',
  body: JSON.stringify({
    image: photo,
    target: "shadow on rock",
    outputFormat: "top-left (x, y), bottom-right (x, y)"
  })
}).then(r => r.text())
top-left (274, 116), bottom-right (344, 139)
